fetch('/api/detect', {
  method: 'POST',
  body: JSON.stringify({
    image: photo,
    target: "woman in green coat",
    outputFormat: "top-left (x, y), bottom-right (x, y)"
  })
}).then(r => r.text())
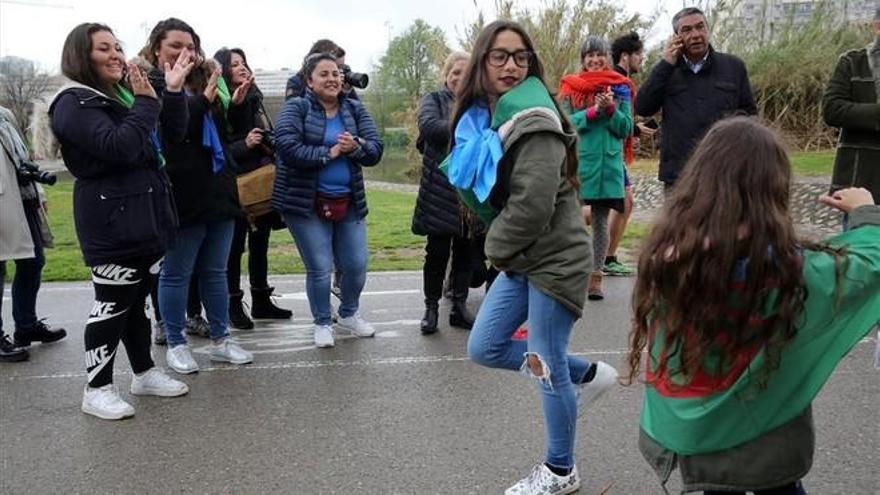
top-left (559, 36), bottom-right (633, 300)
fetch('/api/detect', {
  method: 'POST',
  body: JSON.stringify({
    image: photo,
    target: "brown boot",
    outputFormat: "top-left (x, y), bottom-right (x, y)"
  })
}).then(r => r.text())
top-left (588, 271), bottom-right (604, 301)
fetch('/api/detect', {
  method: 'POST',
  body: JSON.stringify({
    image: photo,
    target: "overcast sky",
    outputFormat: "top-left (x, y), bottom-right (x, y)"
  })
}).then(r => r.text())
top-left (1, 0), bottom-right (677, 74)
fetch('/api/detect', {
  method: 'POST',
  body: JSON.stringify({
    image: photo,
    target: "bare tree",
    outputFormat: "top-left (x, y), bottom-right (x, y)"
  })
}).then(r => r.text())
top-left (0, 56), bottom-right (52, 136)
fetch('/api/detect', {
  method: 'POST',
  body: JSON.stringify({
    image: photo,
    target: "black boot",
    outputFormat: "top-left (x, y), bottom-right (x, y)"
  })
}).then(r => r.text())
top-left (449, 271), bottom-right (474, 330)
top-left (421, 301), bottom-right (439, 335)
top-left (0, 335), bottom-right (28, 362)
top-left (229, 290), bottom-right (254, 330)
top-left (250, 286), bottom-right (293, 319)
top-left (14, 320), bottom-right (66, 347)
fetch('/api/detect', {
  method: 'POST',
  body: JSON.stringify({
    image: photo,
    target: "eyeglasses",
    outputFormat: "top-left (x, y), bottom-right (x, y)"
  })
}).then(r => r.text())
top-left (486, 49), bottom-right (533, 68)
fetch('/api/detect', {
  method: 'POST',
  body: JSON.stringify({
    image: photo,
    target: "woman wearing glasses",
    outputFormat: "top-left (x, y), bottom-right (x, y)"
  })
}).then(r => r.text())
top-left (449, 21), bottom-right (618, 494)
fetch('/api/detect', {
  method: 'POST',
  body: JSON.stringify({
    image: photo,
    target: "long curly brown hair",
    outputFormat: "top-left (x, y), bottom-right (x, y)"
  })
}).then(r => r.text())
top-left (624, 117), bottom-right (843, 389)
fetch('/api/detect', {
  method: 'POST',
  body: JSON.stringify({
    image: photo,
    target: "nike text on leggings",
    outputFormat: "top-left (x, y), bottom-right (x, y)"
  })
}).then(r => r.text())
top-left (84, 256), bottom-right (160, 388)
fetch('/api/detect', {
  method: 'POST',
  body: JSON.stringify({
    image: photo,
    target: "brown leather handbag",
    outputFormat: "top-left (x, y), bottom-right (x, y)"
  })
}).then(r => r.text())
top-left (236, 164), bottom-right (276, 223)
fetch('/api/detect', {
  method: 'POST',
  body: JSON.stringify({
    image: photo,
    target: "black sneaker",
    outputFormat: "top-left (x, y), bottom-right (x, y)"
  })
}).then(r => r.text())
top-left (0, 335), bottom-right (29, 362)
top-left (14, 320), bottom-right (67, 347)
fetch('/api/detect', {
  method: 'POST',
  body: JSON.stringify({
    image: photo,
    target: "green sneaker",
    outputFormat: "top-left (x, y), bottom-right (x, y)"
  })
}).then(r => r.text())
top-left (603, 259), bottom-right (636, 277)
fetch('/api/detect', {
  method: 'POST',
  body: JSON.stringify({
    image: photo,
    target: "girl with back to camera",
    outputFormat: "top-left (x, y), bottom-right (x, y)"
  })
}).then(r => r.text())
top-left (450, 20), bottom-right (618, 495)
top-left (50, 22), bottom-right (194, 419)
top-left (626, 116), bottom-right (880, 495)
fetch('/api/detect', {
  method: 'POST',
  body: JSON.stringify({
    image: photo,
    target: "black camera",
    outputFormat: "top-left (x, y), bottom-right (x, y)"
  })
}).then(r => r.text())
top-left (258, 129), bottom-right (276, 151)
top-left (339, 64), bottom-right (369, 89)
top-left (17, 160), bottom-right (57, 186)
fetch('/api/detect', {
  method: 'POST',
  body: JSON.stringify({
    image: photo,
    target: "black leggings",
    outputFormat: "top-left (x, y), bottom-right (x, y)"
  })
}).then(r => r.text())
top-left (85, 256), bottom-right (159, 388)
top-left (227, 216), bottom-right (270, 293)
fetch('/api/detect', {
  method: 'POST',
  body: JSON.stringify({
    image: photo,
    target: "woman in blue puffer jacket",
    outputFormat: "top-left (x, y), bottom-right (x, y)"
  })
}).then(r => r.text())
top-left (272, 52), bottom-right (383, 349)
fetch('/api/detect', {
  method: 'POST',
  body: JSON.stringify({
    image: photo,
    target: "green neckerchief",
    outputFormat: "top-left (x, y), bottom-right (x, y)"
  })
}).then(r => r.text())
top-left (114, 84), bottom-right (166, 168)
top-left (216, 76), bottom-right (233, 132)
top-left (115, 84), bottom-right (135, 108)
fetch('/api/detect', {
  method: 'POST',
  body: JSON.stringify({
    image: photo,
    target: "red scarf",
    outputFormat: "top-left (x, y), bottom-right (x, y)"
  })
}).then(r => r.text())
top-left (559, 70), bottom-right (637, 164)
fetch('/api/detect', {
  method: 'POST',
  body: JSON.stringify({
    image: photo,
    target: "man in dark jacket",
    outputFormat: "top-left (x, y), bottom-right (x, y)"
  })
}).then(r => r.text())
top-left (822, 7), bottom-right (880, 204)
top-left (285, 40), bottom-right (358, 101)
top-left (636, 7), bottom-right (756, 187)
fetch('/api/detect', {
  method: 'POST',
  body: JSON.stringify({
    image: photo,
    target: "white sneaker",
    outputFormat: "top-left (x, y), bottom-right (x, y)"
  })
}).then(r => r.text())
top-left (336, 313), bottom-right (375, 338)
top-left (314, 324), bottom-right (335, 348)
top-left (166, 345), bottom-right (199, 374)
top-left (130, 368), bottom-right (189, 397)
top-left (577, 361), bottom-right (618, 415)
top-left (505, 463), bottom-right (580, 495)
top-left (81, 384), bottom-right (135, 420)
top-left (210, 338), bottom-right (253, 364)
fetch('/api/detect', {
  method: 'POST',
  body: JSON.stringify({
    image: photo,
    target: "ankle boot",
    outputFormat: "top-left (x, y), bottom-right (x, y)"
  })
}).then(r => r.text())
top-left (14, 320), bottom-right (67, 347)
top-left (229, 290), bottom-right (254, 330)
top-left (421, 301), bottom-right (439, 335)
top-left (250, 286), bottom-right (293, 319)
top-left (588, 270), bottom-right (604, 301)
top-left (449, 271), bottom-right (474, 330)
top-left (0, 335), bottom-right (28, 362)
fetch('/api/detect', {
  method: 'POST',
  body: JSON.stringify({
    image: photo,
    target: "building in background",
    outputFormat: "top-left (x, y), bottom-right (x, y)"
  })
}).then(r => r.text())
top-left (730, 0), bottom-right (874, 43)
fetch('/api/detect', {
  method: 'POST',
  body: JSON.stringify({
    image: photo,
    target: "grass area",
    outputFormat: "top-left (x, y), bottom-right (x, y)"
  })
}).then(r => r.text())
top-left (629, 150), bottom-right (835, 177)
top-left (12, 180), bottom-right (423, 282)
top-left (368, 146), bottom-right (836, 185)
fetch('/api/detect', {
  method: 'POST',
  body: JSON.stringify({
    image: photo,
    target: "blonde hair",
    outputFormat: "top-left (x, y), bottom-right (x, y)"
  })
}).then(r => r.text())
top-left (442, 51), bottom-right (470, 77)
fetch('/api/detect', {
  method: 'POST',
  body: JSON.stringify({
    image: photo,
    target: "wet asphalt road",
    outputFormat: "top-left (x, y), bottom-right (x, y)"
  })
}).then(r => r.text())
top-left (1, 272), bottom-right (877, 494)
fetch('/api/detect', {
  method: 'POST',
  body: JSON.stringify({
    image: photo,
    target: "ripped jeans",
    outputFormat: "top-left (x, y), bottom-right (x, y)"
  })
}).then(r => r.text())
top-left (467, 272), bottom-right (592, 469)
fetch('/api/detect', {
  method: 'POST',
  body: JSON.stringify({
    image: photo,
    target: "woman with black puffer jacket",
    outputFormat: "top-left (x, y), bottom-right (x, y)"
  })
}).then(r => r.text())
top-left (214, 47), bottom-right (292, 330)
top-left (138, 18), bottom-right (253, 376)
top-left (412, 51), bottom-right (476, 335)
top-left (50, 22), bottom-right (194, 420)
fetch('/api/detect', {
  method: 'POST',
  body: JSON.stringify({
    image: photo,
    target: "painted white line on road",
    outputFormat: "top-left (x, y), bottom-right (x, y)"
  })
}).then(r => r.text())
top-left (276, 289), bottom-right (420, 300)
top-left (3, 349), bottom-right (628, 381)
top-left (7, 338), bottom-right (877, 382)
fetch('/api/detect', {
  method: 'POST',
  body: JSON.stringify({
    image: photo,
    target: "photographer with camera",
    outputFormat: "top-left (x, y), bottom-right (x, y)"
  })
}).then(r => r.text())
top-left (0, 106), bottom-right (66, 362)
top-left (285, 39), bottom-right (367, 101)
top-left (214, 47), bottom-right (292, 329)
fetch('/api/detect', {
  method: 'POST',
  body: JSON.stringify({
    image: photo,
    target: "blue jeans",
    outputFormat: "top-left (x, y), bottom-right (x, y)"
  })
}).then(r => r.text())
top-left (159, 220), bottom-right (234, 346)
top-left (467, 272), bottom-right (592, 469)
top-left (284, 208), bottom-right (368, 325)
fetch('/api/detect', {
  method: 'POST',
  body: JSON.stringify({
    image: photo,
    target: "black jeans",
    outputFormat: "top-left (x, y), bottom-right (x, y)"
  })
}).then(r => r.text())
top-left (0, 205), bottom-right (45, 335)
top-left (227, 216), bottom-right (270, 293)
top-left (423, 234), bottom-right (471, 303)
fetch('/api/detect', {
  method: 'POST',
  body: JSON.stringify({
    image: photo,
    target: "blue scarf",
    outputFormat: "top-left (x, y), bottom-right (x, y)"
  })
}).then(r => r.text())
top-left (446, 104), bottom-right (503, 202)
top-left (201, 113), bottom-right (225, 174)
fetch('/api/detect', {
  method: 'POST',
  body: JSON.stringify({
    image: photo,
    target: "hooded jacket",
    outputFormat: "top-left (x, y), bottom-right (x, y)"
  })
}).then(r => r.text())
top-left (49, 82), bottom-right (185, 265)
top-left (459, 77), bottom-right (592, 316)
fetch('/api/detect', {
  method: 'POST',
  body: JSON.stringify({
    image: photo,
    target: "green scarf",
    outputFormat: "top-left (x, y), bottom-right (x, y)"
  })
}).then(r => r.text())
top-left (216, 76), bottom-right (233, 132)
top-left (114, 84), bottom-right (166, 168)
